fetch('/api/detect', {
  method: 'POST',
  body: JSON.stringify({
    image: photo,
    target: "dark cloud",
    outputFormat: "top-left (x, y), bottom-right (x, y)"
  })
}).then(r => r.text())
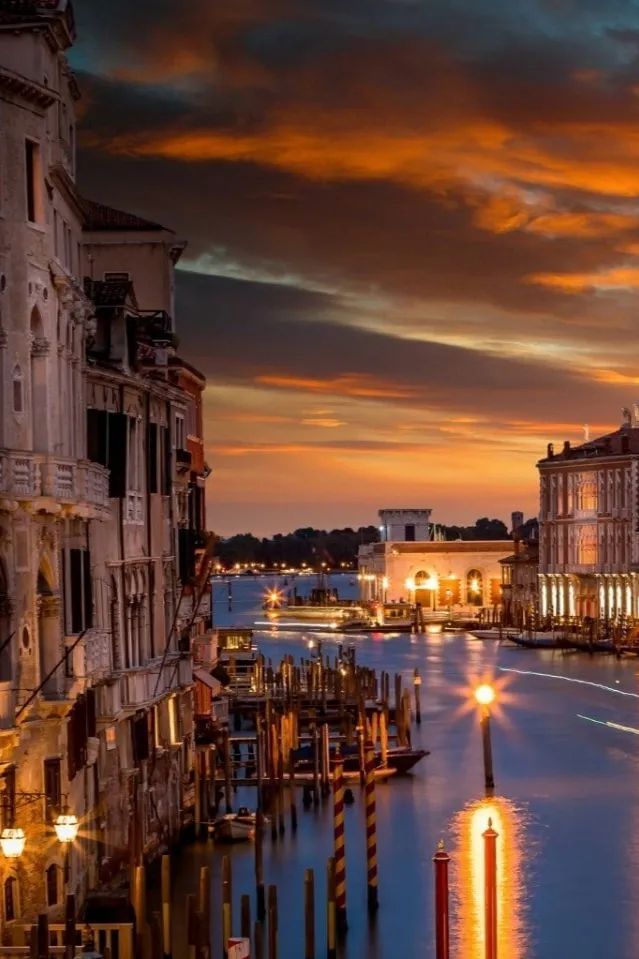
top-left (71, 0), bottom-right (639, 532)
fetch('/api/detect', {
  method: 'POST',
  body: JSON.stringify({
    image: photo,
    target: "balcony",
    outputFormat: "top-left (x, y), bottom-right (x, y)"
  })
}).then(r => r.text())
top-left (119, 656), bottom-right (193, 709)
top-left (0, 451), bottom-right (110, 516)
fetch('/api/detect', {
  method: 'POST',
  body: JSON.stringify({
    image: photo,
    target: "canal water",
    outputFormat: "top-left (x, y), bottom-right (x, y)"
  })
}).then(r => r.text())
top-left (171, 574), bottom-right (639, 958)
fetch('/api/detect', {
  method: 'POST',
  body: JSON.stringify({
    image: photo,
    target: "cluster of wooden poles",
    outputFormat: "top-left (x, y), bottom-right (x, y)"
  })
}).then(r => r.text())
top-left (193, 656), bottom-right (423, 835)
top-left (129, 749), bottom-right (380, 959)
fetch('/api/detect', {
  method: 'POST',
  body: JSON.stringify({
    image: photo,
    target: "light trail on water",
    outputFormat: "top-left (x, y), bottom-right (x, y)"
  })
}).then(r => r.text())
top-left (498, 667), bottom-right (639, 699)
top-left (577, 714), bottom-right (639, 736)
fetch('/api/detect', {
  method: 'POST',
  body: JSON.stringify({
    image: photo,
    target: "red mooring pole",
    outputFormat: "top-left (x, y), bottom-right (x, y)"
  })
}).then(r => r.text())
top-left (364, 746), bottom-right (378, 913)
top-left (433, 840), bottom-right (450, 959)
top-left (332, 761), bottom-right (347, 932)
top-left (483, 817), bottom-right (498, 959)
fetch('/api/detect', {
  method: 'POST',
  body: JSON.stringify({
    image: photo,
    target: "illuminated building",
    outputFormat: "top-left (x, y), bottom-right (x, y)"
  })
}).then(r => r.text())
top-left (359, 509), bottom-right (512, 617)
top-left (537, 412), bottom-right (639, 620)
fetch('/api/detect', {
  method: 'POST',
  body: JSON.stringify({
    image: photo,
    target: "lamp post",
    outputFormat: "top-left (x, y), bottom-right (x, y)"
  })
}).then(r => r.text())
top-left (474, 684), bottom-right (495, 793)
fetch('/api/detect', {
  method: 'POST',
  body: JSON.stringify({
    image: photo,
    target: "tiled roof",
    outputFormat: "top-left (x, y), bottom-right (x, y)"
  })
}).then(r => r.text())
top-left (539, 426), bottom-right (639, 464)
top-left (79, 197), bottom-right (165, 232)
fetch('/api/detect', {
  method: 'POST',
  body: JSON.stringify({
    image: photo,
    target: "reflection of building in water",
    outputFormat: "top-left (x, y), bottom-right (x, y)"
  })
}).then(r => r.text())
top-left (452, 797), bottom-right (529, 959)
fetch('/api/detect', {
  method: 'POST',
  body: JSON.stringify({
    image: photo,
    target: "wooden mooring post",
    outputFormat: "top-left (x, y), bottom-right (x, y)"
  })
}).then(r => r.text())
top-left (268, 885), bottom-right (278, 959)
top-left (255, 808), bottom-right (266, 920)
top-left (433, 841), bottom-right (451, 959)
top-left (304, 868), bottom-right (315, 959)
top-left (161, 854), bottom-right (172, 959)
top-left (332, 761), bottom-right (347, 933)
top-left (222, 855), bottom-right (233, 958)
top-left (364, 746), bottom-right (379, 913)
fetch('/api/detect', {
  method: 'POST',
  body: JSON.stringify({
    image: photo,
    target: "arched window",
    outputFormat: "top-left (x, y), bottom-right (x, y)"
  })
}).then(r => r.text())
top-left (414, 570), bottom-right (429, 587)
top-left (4, 876), bottom-right (17, 921)
top-left (466, 569), bottom-right (483, 606)
top-left (45, 864), bottom-right (59, 906)
top-left (12, 366), bottom-right (23, 413)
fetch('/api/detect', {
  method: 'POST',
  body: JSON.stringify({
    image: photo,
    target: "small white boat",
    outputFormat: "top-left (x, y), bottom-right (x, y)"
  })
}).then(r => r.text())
top-left (211, 808), bottom-right (261, 842)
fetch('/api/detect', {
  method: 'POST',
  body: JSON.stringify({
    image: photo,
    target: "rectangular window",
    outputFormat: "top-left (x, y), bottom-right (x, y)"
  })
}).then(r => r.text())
top-left (1, 767), bottom-right (15, 828)
top-left (4, 877), bottom-right (16, 922)
top-left (85, 410), bottom-right (128, 498)
top-left (25, 140), bottom-right (39, 222)
top-left (147, 423), bottom-right (158, 494)
top-left (63, 547), bottom-right (93, 634)
top-left (43, 758), bottom-right (61, 823)
top-left (168, 696), bottom-right (180, 745)
top-left (161, 425), bottom-right (171, 494)
top-left (404, 524), bottom-right (415, 542)
top-left (175, 414), bottom-right (185, 450)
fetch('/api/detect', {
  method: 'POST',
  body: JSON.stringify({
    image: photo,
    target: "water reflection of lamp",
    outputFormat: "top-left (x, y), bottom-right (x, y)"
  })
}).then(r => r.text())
top-left (453, 797), bottom-right (527, 959)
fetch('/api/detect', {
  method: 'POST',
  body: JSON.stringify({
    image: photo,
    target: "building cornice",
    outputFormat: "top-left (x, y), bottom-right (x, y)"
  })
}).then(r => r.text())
top-left (0, 63), bottom-right (57, 108)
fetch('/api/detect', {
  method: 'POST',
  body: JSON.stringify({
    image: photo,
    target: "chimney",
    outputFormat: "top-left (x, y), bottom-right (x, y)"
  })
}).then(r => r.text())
top-left (547, 442), bottom-right (554, 459)
top-left (562, 440), bottom-right (570, 455)
top-left (511, 510), bottom-right (524, 535)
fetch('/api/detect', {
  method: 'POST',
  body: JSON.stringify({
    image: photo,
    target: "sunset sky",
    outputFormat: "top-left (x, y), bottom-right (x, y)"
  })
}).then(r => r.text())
top-left (71, 1), bottom-right (639, 536)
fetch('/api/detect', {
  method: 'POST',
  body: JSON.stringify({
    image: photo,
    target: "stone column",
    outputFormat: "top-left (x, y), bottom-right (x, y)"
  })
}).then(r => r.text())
top-left (37, 594), bottom-right (62, 697)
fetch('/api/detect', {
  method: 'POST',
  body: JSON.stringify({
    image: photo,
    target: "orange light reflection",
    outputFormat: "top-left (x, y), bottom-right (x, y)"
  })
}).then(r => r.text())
top-left (452, 797), bottom-right (529, 959)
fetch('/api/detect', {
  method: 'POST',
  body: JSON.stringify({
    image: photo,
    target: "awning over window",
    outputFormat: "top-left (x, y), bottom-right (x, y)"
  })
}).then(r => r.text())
top-left (194, 668), bottom-right (219, 690)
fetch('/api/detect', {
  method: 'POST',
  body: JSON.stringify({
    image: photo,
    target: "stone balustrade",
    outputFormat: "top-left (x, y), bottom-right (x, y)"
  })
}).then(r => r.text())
top-left (118, 656), bottom-right (193, 710)
top-left (0, 450), bottom-right (109, 512)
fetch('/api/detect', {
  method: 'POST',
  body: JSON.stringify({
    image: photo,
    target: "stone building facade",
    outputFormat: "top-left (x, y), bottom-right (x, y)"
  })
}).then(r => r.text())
top-left (0, 0), bottom-right (210, 926)
top-left (499, 519), bottom-right (539, 628)
top-left (358, 511), bottom-right (511, 618)
top-left (537, 416), bottom-right (639, 621)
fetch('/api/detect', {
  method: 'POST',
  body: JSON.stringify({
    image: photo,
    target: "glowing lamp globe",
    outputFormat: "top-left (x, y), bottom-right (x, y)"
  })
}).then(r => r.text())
top-left (54, 812), bottom-right (79, 844)
top-left (474, 684), bottom-right (496, 707)
top-left (0, 827), bottom-right (25, 858)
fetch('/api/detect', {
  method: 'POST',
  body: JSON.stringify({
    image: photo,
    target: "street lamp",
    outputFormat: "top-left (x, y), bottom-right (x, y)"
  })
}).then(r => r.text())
top-left (54, 809), bottom-right (79, 845)
top-left (474, 684), bottom-right (496, 792)
top-left (0, 828), bottom-right (25, 859)
top-left (0, 797), bottom-right (79, 861)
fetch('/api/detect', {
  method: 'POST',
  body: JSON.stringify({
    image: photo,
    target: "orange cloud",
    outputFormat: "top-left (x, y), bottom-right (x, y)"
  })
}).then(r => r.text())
top-left (528, 265), bottom-right (639, 292)
top-left (255, 373), bottom-right (420, 399)
top-left (524, 211), bottom-right (639, 238)
top-left (590, 370), bottom-right (639, 385)
top-left (301, 417), bottom-right (345, 428)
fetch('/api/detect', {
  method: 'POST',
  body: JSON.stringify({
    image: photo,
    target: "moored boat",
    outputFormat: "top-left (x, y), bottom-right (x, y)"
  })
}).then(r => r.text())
top-left (506, 631), bottom-right (572, 650)
top-left (291, 742), bottom-right (428, 777)
top-left (211, 808), bottom-right (261, 842)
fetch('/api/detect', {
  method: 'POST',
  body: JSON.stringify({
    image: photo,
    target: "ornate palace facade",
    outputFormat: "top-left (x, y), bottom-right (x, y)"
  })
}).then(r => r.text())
top-left (537, 416), bottom-right (639, 621)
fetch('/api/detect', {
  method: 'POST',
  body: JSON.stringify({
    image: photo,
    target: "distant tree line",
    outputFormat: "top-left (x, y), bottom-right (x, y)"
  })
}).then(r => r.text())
top-left (213, 517), bottom-right (517, 568)
top-left (213, 526), bottom-right (380, 569)
top-left (437, 517), bottom-right (511, 542)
